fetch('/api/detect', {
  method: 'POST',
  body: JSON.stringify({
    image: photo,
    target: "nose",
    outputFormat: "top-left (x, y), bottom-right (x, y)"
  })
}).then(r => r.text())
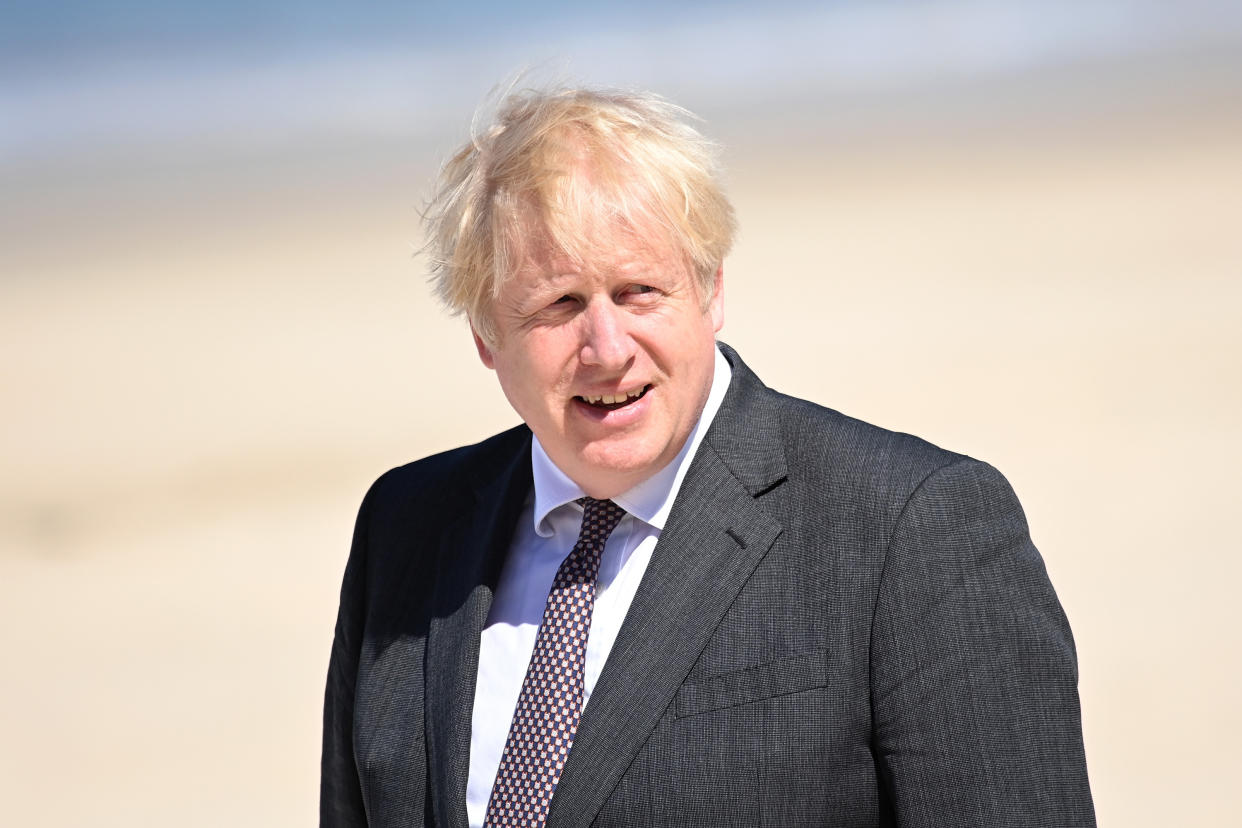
top-left (579, 298), bottom-right (635, 370)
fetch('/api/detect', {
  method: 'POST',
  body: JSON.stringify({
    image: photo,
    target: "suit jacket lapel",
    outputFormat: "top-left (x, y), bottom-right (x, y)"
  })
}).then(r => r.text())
top-left (425, 433), bottom-right (533, 828)
top-left (546, 346), bottom-right (788, 828)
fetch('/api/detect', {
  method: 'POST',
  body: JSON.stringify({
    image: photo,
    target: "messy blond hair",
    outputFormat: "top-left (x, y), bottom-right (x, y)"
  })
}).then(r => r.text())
top-left (424, 86), bottom-right (737, 345)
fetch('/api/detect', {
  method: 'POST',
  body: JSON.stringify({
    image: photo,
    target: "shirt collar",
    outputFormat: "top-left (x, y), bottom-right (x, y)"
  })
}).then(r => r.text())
top-left (530, 345), bottom-right (732, 536)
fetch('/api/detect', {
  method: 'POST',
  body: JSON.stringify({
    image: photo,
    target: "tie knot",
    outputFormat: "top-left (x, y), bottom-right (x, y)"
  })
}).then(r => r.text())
top-left (575, 496), bottom-right (627, 539)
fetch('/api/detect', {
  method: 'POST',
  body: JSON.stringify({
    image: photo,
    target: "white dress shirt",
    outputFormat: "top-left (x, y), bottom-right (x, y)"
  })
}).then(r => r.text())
top-left (465, 347), bottom-right (732, 827)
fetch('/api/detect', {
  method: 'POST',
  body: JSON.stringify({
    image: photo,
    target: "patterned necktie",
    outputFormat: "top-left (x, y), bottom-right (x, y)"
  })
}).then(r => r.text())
top-left (483, 497), bottom-right (627, 828)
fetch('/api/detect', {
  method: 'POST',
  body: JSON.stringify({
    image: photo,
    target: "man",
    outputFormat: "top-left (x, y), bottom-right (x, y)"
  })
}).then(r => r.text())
top-left (322, 87), bottom-right (1095, 827)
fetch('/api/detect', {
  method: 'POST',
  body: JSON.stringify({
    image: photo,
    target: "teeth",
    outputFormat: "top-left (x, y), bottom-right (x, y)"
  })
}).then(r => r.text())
top-left (580, 386), bottom-right (647, 405)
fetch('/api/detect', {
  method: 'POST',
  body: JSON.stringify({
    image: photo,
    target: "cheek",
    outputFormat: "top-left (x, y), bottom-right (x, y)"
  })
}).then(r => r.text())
top-left (494, 347), bottom-right (571, 412)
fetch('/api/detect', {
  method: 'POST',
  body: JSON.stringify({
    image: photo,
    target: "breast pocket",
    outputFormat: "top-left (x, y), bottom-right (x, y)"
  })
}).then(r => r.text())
top-left (674, 650), bottom-right (830, 719)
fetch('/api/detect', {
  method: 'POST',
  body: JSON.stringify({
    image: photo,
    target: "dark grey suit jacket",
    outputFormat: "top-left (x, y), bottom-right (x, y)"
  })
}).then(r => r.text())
top-left (321, 344), bottom-right (1095, 827)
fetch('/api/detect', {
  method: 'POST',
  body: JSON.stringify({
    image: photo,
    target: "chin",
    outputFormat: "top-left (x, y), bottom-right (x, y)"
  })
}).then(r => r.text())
top-left (576, 443), bottom-right (663, 488)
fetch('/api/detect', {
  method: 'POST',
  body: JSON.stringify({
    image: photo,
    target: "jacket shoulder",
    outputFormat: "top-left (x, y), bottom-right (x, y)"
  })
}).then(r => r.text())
top-left (714, 344), bottom-right (971, 503)
top-left (767, 389), bottom-right (969, 498)
top-left (360, 424), bottom-right (532, 524)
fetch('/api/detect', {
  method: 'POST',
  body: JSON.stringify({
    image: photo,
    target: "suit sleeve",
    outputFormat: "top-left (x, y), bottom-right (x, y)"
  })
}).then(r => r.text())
top-left (870, 459), bottom-right (1095, 827)
top-left (320, 482), bottom-right (376, 827)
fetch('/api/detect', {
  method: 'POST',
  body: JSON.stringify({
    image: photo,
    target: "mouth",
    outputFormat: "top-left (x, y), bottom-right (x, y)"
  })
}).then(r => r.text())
top-left (575, 384), bottom-right (651, 412)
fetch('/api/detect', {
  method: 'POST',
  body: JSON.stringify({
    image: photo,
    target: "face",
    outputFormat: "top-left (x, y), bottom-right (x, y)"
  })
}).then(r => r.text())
top-left (473, 236), bottom-right (724, 499)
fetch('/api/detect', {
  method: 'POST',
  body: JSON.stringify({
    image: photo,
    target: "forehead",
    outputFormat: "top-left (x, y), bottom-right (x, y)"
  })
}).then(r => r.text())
top-left (505, 231), bottom-right (689, 295)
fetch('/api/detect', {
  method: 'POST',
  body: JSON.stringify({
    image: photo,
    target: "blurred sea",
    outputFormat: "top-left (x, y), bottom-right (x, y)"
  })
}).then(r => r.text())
top-left (5, 0), bottom-right (1242, 163)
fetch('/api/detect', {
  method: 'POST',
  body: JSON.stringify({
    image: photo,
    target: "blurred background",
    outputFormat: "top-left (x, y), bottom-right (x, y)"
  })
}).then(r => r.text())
top-left (2, 0), bottom-right (1240, 824)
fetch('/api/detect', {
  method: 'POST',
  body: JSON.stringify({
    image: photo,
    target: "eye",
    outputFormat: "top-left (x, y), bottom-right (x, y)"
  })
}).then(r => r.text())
top-left (622, 284), bottom-right (659, 299)
top-left (546, 294), bottom-right (583, 311)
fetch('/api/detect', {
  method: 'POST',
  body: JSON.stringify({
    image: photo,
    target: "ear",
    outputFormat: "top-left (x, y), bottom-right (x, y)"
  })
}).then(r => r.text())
top-left (471, 324), bottom-right (496, 369)
top-left (708, 264), bottom-right (725, 333)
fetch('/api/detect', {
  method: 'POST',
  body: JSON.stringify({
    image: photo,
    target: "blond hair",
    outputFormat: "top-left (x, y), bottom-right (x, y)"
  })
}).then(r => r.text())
top-left (423, 86), bottom-right (737, 344)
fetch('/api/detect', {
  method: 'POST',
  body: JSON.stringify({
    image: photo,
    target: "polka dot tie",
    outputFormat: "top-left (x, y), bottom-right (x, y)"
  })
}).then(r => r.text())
top-left (482, 497), bottom-right (627, 828)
